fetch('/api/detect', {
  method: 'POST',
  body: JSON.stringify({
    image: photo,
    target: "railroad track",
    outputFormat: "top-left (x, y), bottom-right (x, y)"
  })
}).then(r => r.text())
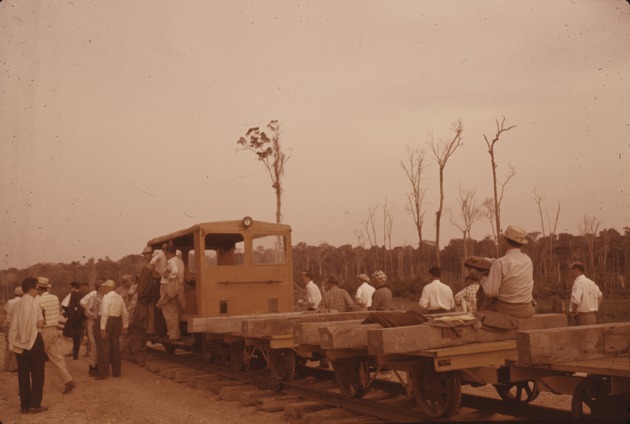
top-left (139, 345), bottom-right (574, 423)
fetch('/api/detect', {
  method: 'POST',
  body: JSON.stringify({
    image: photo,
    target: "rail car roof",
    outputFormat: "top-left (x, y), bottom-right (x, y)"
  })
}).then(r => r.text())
top-left (146, 219), bottom-right (292, 247)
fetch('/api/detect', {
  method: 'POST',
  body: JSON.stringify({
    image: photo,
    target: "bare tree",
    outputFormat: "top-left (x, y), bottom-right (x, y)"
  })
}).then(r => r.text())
top-left (533, 189), bottom-right (561, 281)
top-left (483, 117), bottom-right (516, 255)
top-left (381, 198), bottom-right (394, 250)
top-left (428, 119), bottom-right (464, 266)
top-left (361, 205), bottom-right (378, 247)
top-left (400, 147), bottom-right (428, 247)
top-left (448, 187), bottom-right (482, 263)
top-left (481, 197), bottom-right (497, 245)
top-left (577, 214), bottom-right (601, 274)
top-left (236, 120), bottom-right (289, 223)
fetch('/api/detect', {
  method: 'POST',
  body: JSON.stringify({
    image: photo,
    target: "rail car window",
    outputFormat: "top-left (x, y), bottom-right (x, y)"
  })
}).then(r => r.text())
top-left (252, 234), bottom-right (287, 265)
top-left (202, 233), bottom-right (244, 266)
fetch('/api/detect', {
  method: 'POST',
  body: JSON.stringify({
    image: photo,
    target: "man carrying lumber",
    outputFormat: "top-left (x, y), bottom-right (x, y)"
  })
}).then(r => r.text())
top-left (568, 261), bottom-right (603, 325)
top-left (478, 225), bottom-right (535, 318)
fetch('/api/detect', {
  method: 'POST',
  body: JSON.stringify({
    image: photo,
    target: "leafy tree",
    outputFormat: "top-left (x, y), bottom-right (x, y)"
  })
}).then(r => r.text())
top-left (237, 120), bottom-right (289, 223)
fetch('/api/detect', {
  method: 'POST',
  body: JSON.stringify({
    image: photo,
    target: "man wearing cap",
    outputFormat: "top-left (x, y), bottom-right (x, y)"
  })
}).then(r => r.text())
top-left (96, 280), bottom-right (129, 379)
top-left (35, 277), bottom-right (75, 394)
top-left (369, 271), bottom-right (393, 311)
top-left (8, 277), bottom-right (47, 414)
top-left (419, 267), bottom-right (455, 314)
top-left (478, 225), bottom-right (535, 318)
top-left (454, 257), bottom-right (493, 313)
top-left (320, 275), bottom-right (356, 311)
top-left (3, 286), bottom-right (23, 372)
top-left (354, 274), bottom-right (375, 311)
top-left (128, 246), bottom-right (154, 359)
top-left (568, 261), bottom-right (603, 325)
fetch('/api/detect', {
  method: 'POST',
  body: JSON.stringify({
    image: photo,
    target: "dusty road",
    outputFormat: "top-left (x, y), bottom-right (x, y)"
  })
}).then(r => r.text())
top-left (0, 335), bottom-right (285, 424)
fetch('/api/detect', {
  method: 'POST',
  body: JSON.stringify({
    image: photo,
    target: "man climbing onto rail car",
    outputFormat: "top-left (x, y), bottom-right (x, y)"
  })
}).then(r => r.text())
top-left (299, 270), bottom-right (322, 311)
top-left (478, 225), bottom-right (535, 318)
top-left (568, 261), bottom-right (603, 325)
top-left (156, 246), bottom-right (183, 341)
top-left (128, 246), bottom-right (154, 360)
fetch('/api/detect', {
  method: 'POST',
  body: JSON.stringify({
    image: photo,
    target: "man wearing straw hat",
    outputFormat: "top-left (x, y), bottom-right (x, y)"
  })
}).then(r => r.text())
top-left (478, 225), bottom-right (535, 318)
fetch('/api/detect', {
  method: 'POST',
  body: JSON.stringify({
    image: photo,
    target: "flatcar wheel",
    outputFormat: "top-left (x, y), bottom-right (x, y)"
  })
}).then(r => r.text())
top-left (164, 344), bottom-right (176, 355)
top-left (269, 349), bottom-right (296, 381)
top-left (333, 358), bottom-right (369, 398)
top-left (411, 360), bottom-right (461, 418)
top-left (494, 380), bottom-right (539, 404)
top-left (571, 375), bottom-right (624, 419)
top-left (229, 341), bottom-right (246, 371)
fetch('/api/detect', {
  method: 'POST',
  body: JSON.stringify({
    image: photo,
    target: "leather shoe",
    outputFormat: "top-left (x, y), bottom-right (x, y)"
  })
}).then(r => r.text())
top-left (30, 406), bottom-right (49, 414)
top-left (63, 380), bottom-right (76, 394)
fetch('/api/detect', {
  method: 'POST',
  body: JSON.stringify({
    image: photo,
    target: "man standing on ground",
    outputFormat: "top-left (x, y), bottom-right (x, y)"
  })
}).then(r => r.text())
top-left (81, 280), bottom-right (105, 376)
top-left (8, 277), bottom-right (47, 414)
top-left (369, 271), bottom-right (393, 311)
top-left (128, 247), bottom-right (154, 360)
top-left (478, 225), bottom-right (535, 318)
top-left (419, 267), bottom-right (455, 314)
top-left (35, 277), bottom-right (75, 394)
top-left (96, 280), bottom-right (129, 379)
top-left (354, 274), bottom-right (375, 311)
top-left (569, 261), bottom-right (603, 325)
top-left (3, 286), bottom-right (23, 372)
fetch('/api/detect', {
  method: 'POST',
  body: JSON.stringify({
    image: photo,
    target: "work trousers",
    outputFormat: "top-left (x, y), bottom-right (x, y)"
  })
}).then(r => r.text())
top-left (3, 327), bottom-right (18, 371)
top-left (71, 329), bottom-right (82, 359)
top-left (576, 311), bottom-right (597, 326)
top-left (484, 298), bottom-right (535, 319)
top-left (16, 333), bottom-right (46, 411)
top-left (158, 285), bottom-right (180, 340)
top-left (98, 316), bottom-right (122, 377)
top-left (93, 318), bottom-right (103, 372)
top-left (87, 319), bottom-right (98, 367)
top-left (41, 326), bottom-right (73, 384)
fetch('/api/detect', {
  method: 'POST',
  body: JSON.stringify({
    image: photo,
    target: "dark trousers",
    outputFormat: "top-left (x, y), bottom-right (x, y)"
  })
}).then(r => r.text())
top-left (93, 318), bottom-right (104, 372)
top-left (71, 329), bottom-right (82, 359)
top-left (16, 333), bottom-right (46, 411)
top-left (98, 316), bottom-right (122, 377)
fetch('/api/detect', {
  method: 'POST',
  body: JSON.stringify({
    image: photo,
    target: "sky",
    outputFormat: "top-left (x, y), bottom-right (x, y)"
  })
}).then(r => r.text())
top-left (1, 0), bottom-right (629, 269)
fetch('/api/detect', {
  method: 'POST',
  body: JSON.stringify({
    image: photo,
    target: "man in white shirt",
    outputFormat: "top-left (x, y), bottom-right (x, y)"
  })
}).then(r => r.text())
top-left (419, 267), bottom-right (455, 313)
top-left (8, 277), bottom-right (47, 414)
top-left (3, 286), bottom-right (22, 372)
top-left (354, 274), bottom-right (375, 311)
top-left (80, 280), bottom-right (105, 376)
top-left (479, 225), bottom-right (535, 318)
top-left (35, 277), bottom-right (75, 394)
top-left (569, 261), bottom-right (603, 325)
top-left (156, 246), bottom-right (182, 340)
top-left (96, 280), bottom-right (129, 379)
top-left (299, 270), bottom-right (321, 310)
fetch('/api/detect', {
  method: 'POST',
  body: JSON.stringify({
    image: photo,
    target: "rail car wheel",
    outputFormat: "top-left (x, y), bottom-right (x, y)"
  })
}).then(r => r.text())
top-left (411, 359), bottom-right (461, 418)
top-left (229, 341), bottom-right (246, 371)
top-left (494, 379), bottom-right (539, 404)
top-left (269, 349), bottom-right (296, 381)
top-left (164, 344), bottom-right (176, 355)
top-left (333, 358), bottom-right (370, 398)
top-left (571, 375), bottom-right (626, 419)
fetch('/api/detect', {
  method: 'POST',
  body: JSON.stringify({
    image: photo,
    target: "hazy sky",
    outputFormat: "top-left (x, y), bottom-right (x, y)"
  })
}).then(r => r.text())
top-left (1, 1), bottom-right (629, 269)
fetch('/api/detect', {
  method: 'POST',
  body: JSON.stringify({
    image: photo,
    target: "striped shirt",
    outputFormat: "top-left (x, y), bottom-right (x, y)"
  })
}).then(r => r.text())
top-left (37, 291), bottom-right (61, 327)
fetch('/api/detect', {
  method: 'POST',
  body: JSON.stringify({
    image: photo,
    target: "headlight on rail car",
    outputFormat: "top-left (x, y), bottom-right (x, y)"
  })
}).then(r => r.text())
top-left (242, 216), bottom-right (253, 228)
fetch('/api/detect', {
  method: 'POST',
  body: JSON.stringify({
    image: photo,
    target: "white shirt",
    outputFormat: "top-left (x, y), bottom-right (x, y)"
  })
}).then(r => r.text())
top-left (481, 248), bottom-right (534, 303)
top-left (355, 282), bottom-right (375, 308)
top-left (419, 279), bottom-right (455, 311)
top-left (571, 274), bottom-right (603, 313)
top-left (8, 293), bottom-right (43, 354)
top-left (305, 280), bottom-right (322, 309)
top-left (100, 290), bottom-right (129, 330)
top-left (3, 295), bottom-right (21, 328)
top-left (36, 291), bottom-right (61, 327)
top-left (151, 250), bottom-right (168, 284)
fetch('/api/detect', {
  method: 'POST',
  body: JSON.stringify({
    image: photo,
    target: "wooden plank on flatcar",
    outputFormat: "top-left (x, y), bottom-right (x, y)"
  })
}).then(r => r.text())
top-left (294, 319), bottom-right (365, 346)
top-left (240, 311), bottom-right (371, 338)
top-left (367, 314), bottom-right (567, 356)
top-left (187, 311), bottom-right (312, 334)
top-left (319, 322), bottom-right (382, 350)
top-left (516, 322), bottom-right (630, 365)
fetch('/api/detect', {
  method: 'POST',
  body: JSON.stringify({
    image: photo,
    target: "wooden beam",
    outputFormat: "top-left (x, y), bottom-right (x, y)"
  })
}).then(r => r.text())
top-left (367, 314), bottom-right (567, 356)
top-left (240, 311), bottom-right (371, 338)
top-left (294, 319), bottom-right (365, 346)
top-left (516, 322), bottom-right (630, 365)
top-left (188, 311), bottom-right (313, 334)
top-left (319, 322), bottom-right (382, 350)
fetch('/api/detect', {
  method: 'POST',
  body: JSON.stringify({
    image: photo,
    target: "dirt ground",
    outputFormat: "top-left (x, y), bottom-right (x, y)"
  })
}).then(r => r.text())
top-left (0, 335), bottom-right (286, 424)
